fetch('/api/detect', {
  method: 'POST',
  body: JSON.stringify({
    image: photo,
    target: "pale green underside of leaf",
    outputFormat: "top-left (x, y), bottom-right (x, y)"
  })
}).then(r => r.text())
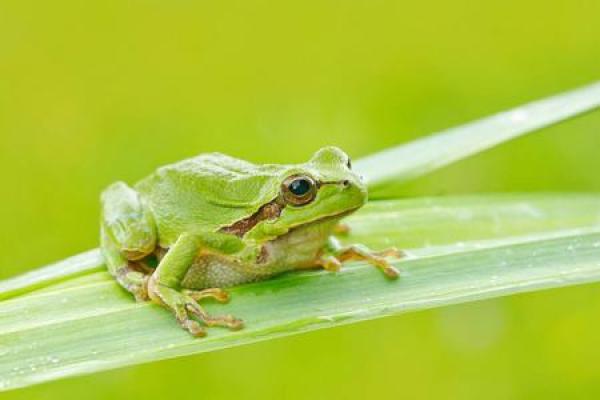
top-left (356, 81), bottom-right (600, 193)
top-left (2, 194), bottom-right (600, 391)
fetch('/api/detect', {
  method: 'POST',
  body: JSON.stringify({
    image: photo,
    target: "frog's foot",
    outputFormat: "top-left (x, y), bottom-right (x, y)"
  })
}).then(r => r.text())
top-left (115, 265), bottom-right (150, 302)
top-left (316, 255), bottom-right (342, 272)
top-left (148, 282), bottom-right (243, 337)
top-left (336, 245), bottom-right (403, 279)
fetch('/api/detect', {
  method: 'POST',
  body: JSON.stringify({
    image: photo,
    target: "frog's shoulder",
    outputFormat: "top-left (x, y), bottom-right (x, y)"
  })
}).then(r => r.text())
top-left (135, 152), bottom-right (285, 207)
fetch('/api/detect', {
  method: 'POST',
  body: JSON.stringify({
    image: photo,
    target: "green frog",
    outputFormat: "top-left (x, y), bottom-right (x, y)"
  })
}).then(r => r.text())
top-left (100, 147), bottom-right (400, 336)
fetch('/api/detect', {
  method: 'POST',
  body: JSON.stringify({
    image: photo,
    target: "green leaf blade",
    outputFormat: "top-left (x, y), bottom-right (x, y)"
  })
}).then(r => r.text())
top-left (2, 195), bottom-right (600, 391)
top-left (2, 230), bottom-right (600, 391)
top-left (356, 81), bottom-right (600, 192)
top-left (0, 250), bottom-right (103, 301)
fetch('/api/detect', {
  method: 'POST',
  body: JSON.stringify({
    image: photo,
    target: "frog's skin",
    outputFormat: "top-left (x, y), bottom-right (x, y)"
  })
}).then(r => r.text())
top-left (100, 147), bottom-right (401, 336)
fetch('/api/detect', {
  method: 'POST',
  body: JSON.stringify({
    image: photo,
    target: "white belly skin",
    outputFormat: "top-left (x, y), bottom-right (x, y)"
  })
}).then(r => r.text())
top-left (180, 217), bottom-right (341, 289)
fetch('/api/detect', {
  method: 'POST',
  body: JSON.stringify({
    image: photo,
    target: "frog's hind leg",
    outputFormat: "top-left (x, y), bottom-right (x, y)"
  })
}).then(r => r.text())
top-left (147, 233), bottom-right (244, 337)
top-left (101, 181), bottom-right (157, 301)
top-left (324, 236), bottom-right (403, 279)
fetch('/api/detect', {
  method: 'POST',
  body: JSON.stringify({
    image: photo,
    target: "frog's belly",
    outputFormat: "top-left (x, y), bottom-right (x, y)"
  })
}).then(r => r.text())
top-left (180, 244), bottom-right (321, 289)
top-left (181, 254), bottom-right (263, 289)
top-left (180, 219), bottom-right (338, 289)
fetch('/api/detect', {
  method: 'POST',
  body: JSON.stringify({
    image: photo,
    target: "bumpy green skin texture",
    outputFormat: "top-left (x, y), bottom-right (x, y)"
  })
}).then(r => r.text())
top-left (101, 146), bottom-right (364, 287)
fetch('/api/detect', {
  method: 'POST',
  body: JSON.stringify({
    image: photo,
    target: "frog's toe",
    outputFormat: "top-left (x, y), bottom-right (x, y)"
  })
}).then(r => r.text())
top-left (372, 248), bottom-right (403, 278)
top-left (183, 320), bottom-right (206, 337)
top-left (371, 256), bottom-right (400, 279)
top-left (185, 301), bottom-right (244, 330)
top-left (316, 255), bottom-right (342, 272)
top-left (173, 303), bottom-right (207, 337)
top-left (182, 287), bottom-right (230, 303)
top-left (116, 267), bottom-right (150, 302)
top-left (374, 247), bottom-right (405, 259)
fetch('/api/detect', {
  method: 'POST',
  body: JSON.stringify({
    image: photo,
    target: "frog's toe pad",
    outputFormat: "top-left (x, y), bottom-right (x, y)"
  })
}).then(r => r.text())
top-left (380, 262), bottom-right (400, 279)
top-left (374, 247), bottom-right (405, 259)
top-left (180, 318), bottom-right (207, 337)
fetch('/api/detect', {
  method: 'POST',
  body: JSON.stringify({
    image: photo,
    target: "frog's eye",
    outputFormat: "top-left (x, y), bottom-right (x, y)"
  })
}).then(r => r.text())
top-left (282, 175), bottom-right (317, 206)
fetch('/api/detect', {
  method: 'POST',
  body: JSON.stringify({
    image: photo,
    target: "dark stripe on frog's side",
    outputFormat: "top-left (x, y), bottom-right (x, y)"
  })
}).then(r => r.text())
top-left (140, 198), bottom-right (285, 270)
top-left (218, 179), bottom-right (350, 238)
top-left (219, 197), bottom-right (285, 237)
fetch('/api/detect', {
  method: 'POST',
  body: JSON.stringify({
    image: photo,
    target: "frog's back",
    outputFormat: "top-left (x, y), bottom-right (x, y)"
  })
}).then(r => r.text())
top-left (135, 153), bottom-right (282, 246)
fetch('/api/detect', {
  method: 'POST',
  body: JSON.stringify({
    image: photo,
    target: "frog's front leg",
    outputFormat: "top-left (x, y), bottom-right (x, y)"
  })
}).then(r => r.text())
top-left (322, 236), bottom-right (403, 279)
top-left (101, 182), bottom-right (157, 301)
top-left (147, 232), bottom-right (244, 337)
top-left (101, 227), bottom-right (151, 301)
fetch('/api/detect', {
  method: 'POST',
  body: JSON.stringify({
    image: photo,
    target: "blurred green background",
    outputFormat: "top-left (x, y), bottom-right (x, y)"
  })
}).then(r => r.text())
top-left (1, 0), bottom-right (600, 398)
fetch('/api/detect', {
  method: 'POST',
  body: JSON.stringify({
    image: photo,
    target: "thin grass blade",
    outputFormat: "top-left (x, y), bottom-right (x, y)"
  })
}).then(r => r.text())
top-left (1, 195), bottom-right (600, 390)
top-left (356, 81), bottom-right (600, 192)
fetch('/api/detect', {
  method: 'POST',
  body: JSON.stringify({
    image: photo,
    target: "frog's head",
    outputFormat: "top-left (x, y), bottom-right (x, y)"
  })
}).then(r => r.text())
top-left (246, 146), bottom-right (367, 241)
